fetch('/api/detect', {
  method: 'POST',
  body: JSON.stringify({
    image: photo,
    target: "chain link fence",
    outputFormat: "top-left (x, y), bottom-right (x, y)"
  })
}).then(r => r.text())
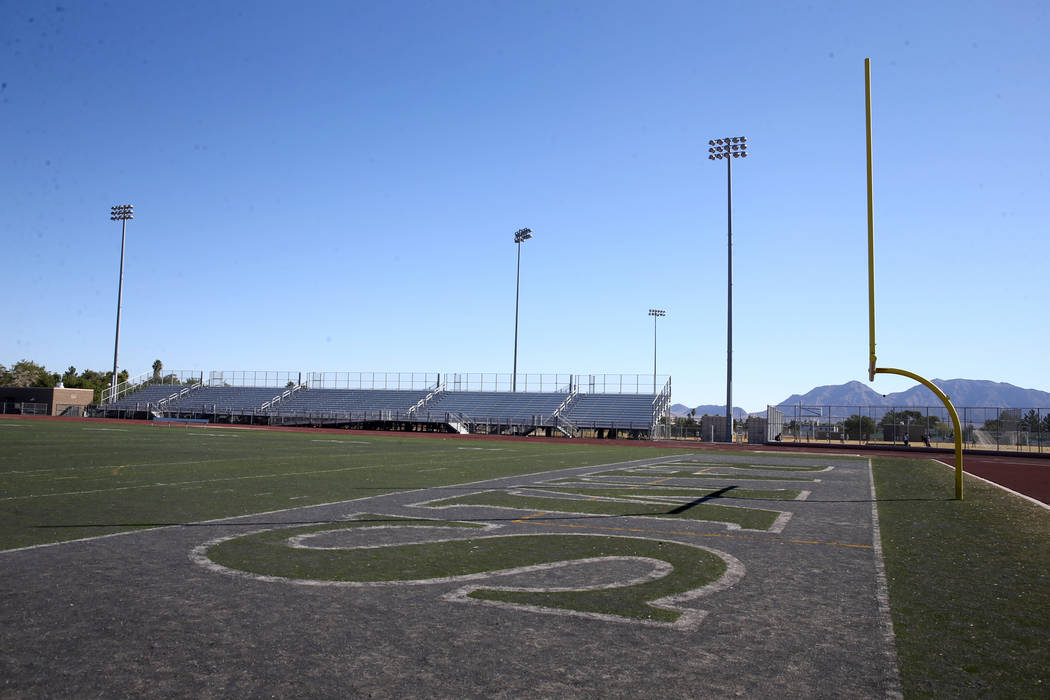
top-left (750, 405), bottom-right (1050, 454)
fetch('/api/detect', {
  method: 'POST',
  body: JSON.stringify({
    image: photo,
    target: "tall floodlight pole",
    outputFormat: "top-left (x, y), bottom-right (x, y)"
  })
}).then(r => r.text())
top-left (109, 204), bottom-right (134, 403)
top-left (512, 227), bottom-right (533, 392)
top-left (648, 309), bottom-right (666, 394)
top-left (708, 137), bottom-right (748, 442)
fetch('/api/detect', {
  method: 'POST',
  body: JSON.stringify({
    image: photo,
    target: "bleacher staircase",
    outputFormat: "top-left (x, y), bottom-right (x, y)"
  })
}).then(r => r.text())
top-left (550, 389), bottom-right (579, 437)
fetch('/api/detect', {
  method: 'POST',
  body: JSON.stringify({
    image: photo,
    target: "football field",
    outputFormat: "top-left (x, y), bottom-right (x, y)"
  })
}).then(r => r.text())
top-left (1, 418), bottom-right (1046, 697)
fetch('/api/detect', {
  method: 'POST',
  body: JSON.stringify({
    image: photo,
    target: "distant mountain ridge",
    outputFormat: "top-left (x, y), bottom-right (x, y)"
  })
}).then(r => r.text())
top-left (775, 379), bottom-right (1050, 409)
top-left (670, 403), bottom-right (749, 419)
top-left (671, 379), bottom-right (1049, 418)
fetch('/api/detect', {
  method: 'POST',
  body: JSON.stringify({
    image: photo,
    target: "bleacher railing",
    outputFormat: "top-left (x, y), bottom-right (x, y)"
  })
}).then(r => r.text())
top-left (156, 382), bottom-right (203, 410)
top-left (652, 377), bottom-right (672, 437)
top-left (102, 370), bottom-right (204, 404)
top-left (444, 374), bottom-right (571, 393)
top-left (209, 371), bottom-right (302, 388)
top-left (304, 372), bottom-right (439, 391)
top-left (103, 370), bottom-right (668, 398)
top-left (579, 374), bottom-right (669, 395)
top-left (443, 373), bottom-right (669, 394)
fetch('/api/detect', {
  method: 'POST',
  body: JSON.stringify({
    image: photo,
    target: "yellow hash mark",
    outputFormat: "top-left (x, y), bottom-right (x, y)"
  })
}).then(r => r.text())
top-left (513, 519), bottom-right (872, 551)
top-left (629, 476), bottom-right (672, 490)
top-left (517, 512), bottom-right (549, 520)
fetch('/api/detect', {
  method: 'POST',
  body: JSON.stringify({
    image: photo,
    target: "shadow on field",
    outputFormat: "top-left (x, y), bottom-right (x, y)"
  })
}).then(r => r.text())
top-left (666, 486), bottom-right (737, 513)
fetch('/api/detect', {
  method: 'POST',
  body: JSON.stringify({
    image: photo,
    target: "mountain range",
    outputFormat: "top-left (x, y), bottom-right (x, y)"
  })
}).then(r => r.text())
top-left (671, 379), bottom-right (1050, 417)
top-left (669, 404), bottom-right (750, 419)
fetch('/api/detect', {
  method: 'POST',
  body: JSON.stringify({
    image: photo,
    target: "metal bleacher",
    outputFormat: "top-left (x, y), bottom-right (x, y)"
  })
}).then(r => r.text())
top-left (276, 389), bottom-right (429, 416)
top-left (163, 387), bottom-right (289, 414)
top-left (95, 371), bottom-right (671, 438)
top-left (414, 391), bottom-right (567, 424)
top-left (560, 393), bottom-right (657, 430)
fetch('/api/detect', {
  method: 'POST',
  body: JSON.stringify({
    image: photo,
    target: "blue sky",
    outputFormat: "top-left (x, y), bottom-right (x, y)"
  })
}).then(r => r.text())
top-left (3, 0), bottom-right (1048, 411)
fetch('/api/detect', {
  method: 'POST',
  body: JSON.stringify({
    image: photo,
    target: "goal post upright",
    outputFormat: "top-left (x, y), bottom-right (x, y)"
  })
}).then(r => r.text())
top-left (866, 58), bottom-right (877, 384)
top-left (864, 57), bottom-right (964, 499)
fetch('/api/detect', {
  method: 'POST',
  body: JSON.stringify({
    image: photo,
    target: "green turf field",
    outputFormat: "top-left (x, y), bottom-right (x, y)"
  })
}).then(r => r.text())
top-left (3, 419), bottom-right (1048, 696)
top-left (872, 457), bottom-right (1050, 697)
top-left (0, 419), bottom-right (688, 550)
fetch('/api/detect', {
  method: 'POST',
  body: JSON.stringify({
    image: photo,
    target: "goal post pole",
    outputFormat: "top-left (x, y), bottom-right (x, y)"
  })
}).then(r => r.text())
top-left (866, 58), bottom-right (877, 383)
top-left (864, 59), bottom-right (963, 499)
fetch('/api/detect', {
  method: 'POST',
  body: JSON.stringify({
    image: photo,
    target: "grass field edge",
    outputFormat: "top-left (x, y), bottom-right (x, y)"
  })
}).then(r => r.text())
top-left (931, 458), bottom-right (1050, 511)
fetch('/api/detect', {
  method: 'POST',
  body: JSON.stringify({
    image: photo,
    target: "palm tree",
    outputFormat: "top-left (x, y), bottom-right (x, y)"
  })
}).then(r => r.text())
top-left (152, 359), bottom-right (163, 382)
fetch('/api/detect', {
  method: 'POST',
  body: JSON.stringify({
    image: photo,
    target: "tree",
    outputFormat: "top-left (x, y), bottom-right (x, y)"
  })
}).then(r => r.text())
top-left (843, 414), bottom-right (876, 440)
top-left (878, 409), bottom-right (931, 428)
top-left (3, 360), bottom-right (50, 387)
top-left (152, 360), bottom-right (163, 382)
top-left (1, 360), bottom-right (131, 401)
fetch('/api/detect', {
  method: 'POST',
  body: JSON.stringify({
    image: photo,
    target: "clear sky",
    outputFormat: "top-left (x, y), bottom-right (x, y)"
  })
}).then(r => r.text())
top-left (3, 0), bottom-right (1048, 411)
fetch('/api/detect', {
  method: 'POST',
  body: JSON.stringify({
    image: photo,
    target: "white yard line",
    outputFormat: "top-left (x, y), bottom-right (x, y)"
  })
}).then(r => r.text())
top-left (1, 465), bottom-right (379, 502)
top-left (868, 458), bottom-right (904, 700)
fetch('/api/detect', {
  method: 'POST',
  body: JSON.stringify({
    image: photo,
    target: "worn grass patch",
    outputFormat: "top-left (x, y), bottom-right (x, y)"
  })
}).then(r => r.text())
top-left (423, 490), bottom-right (782, 530)
top-left (873, 457), bottom-right (1050, 697)
top-left (205, 516), bottom-right (727, 623)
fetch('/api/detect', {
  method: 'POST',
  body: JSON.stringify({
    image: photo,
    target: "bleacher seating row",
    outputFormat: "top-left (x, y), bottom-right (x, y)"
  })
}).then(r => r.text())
top-left (106, 384), bottom-right (659, 430)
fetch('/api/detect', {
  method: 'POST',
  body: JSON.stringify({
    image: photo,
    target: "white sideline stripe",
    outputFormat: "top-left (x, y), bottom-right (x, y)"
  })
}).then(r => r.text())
top-left (310, 439), bottom-right (371, 445)
top-left (0, 453), bottom-right (697, 554)
top-left (21, 457), bottom-right (266, 475)
top-left (868, 458), bottom-right (904, 699)
top-left (0, 526), bottom-right (185, 555)
top-left (0, 465), bottom-right (378, 502)
top-left (933, 458), bottom-right (1050, 511)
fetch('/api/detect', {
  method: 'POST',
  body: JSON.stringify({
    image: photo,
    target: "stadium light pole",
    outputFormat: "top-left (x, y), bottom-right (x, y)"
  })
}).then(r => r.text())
top-left (708, 137), bottom-right (748, 442)
top-left (109, 204), bottom-right (134, 403)
top-left (648, 309), bottom-right (666, 394)
top-left (512, 227), bottom-right (532, 392)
